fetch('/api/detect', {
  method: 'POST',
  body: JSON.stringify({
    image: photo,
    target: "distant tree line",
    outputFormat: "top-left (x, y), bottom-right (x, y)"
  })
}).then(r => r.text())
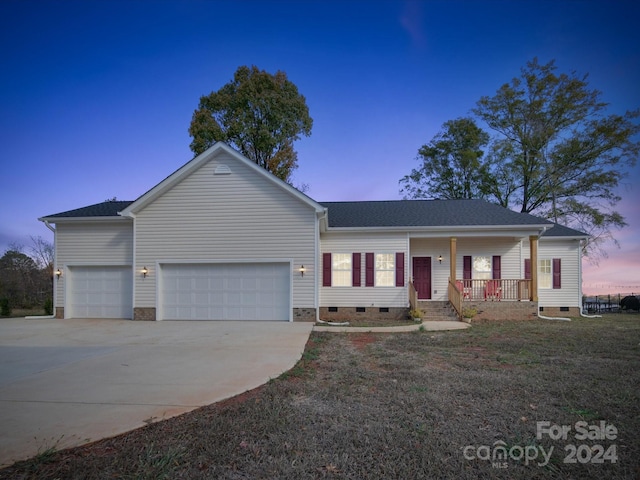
top-left (0, 236), bottom-right (53, 316)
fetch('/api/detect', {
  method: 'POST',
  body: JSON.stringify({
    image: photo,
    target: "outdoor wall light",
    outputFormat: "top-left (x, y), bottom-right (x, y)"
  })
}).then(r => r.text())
top-left (298, 265), bottom-right (307, 277)
top-left (141, 266), bottom-right (148, 278)
top-left (438, 255), bottom-right (443, 264)
top-left (55, 268), bottom-right (62, 279)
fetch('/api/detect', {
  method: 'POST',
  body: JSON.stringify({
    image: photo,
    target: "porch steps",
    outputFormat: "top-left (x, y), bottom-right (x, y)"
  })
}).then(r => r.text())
top-left (417, 301), bottom-right (460, 322)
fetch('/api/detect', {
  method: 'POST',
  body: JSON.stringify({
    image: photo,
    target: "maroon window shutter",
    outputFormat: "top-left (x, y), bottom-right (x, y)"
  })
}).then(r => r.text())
top-left (395, 252), bottom-right (405, 287)
top-left (463, 256), bottom-right (472, 280)
top-left (322, 253), bottom-right (332, 287)
top-left (365, 253), bottom-right (374, 287)
top-left (352, 253), bottom-right (361, 287)
top-left (524, 259), bottom-right (531, 280)
top-left (553, 258), bottom-right (561, 289)
top-left (492, 256), bottom-right (501, 279)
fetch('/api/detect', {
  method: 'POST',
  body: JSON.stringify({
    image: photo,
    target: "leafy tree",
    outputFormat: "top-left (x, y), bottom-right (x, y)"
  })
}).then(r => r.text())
top-left (0, 249), bottom-right (39, 308)
top-left (400, 118), bottom-right (491, 199)
top-left (473, 59), bottom-right (640, 258)
top-left (189, 65), bottom-right (313, 184)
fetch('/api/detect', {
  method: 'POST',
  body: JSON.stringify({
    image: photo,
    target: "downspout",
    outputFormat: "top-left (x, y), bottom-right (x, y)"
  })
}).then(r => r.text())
top-left (577, 238), bottom-right (601, 318)
top-left (42, 220), bottom-right (55, 233)
top-left (315, 208), bottom-right (350, 326)
top-left (534, 225), bottom-right (572, 320)
top-left (537, 311), bottom-right (571, 321)
top-left (40, 220), bottom-right (57, 318)
top-left (315, 209), bottom-right (326, 324)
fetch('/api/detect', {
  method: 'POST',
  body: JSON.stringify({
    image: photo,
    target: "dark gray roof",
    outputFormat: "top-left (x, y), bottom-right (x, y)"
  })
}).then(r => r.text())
top-left (320, 199), bottom-right (553, 229)
top-left (40, 201), bottom-right (134, 219)
top-left (40, 198), bottom-right (587, 238)
top-left (542, 223), bottom-right (589, 238)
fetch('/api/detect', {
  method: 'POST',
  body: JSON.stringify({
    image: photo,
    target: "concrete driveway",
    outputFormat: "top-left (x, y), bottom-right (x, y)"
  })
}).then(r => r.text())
top-left (0, 317), bottom-right (313, 467)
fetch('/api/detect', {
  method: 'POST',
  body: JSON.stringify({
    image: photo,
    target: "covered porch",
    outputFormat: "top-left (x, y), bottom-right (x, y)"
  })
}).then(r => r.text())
top-left (409, 235), bottom-right (540, 321)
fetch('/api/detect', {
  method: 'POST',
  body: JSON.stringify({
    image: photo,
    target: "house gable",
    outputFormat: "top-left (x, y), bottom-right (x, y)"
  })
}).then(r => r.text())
top-left (120, 142), bottom-right (324, 218)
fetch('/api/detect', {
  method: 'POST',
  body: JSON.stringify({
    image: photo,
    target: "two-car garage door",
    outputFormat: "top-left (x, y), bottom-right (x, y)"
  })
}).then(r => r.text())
top-left (161, 263), bottom-right (290, 321)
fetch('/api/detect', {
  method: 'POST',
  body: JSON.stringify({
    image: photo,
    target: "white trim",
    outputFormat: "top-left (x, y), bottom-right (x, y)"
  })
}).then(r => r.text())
top-left (328, 225), bottom-right (552, 237)
top-left (155, 258), bottom-right (293, 322)
top-left (38, 216), bottom-right (131, 223)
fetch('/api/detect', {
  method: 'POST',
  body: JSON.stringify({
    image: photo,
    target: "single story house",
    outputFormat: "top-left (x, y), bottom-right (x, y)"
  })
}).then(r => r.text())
top-left (39, 142), bottom-right (588, 322)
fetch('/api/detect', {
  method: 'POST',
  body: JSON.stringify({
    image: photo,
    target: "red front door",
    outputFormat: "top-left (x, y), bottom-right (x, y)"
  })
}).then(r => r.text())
top-left (413, 257), bottom-right (432, 300)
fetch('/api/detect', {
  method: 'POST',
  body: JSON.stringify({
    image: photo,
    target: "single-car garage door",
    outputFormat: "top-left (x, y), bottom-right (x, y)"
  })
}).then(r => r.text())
top-left (161, 263), bottom-right (290, 321)
top-left (68, 266), bottom-right (133, 319)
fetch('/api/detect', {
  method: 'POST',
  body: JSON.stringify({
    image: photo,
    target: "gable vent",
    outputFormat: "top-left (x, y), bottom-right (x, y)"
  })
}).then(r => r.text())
top-left (214, 164), bottom-right (231, 175)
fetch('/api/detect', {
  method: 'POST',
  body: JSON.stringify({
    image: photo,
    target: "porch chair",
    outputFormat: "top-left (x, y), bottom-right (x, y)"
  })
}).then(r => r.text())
top-left (456, 280), bottom-right (471, 300)
top-left (484, 280), bottom-right (502, 301)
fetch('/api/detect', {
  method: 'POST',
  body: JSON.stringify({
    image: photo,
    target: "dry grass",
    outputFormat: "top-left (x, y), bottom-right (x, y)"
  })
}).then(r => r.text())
top-left (1, 314), bottom-right (639, 479)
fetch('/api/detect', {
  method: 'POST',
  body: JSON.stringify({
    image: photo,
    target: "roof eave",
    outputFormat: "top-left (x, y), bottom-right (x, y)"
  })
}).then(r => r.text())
top-left (324, 223), bottom-right (552, 234)
top-left (38, 216), bottom-right (132, 223)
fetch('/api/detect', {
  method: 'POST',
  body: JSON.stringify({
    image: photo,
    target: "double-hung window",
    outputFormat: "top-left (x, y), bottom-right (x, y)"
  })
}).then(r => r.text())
top-left (332, 253), bottom-right (352, 286)
top-left (473, 256), bottom-right (492, 280)
top-left (375, 253), bottom-right (395, 286)
top-left (539, 259), bottom-right (552, 289)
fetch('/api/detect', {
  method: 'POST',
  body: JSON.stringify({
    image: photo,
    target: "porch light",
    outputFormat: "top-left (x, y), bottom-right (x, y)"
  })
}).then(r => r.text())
top-left (298, 265), bottom-right (307, 277)
top-left (141, 266), bottom-right (148, 278)
top-left (438, 255), bottom-right (443, 264)
top-left (55, 268), bottom-right (62, 279)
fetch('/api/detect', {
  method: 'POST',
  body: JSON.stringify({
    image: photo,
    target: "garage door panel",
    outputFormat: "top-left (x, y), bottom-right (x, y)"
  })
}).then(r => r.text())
top-left (69, 266), bottom-right (132, 319)
top-left (161, 263), bottom-right (290, 321)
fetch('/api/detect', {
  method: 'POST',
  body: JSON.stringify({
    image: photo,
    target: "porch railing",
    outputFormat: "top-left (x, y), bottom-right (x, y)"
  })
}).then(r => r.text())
top-left (409, 281), bottom-right (418, 311)
top-left (454, 279), bottom-right (531, 301)
top-left (448, 279), bottom-right (463, 321)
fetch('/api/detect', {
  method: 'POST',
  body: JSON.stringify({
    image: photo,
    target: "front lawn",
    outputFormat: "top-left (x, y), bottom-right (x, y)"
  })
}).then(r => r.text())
top-left (1, 314), bottom-right (638, 479)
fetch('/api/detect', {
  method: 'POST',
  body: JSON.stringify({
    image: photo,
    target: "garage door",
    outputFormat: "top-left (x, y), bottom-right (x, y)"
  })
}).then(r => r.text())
top-left (161, 263), bottom-right (290, 321)
top-left (69, 266), bottom-right (133, 319)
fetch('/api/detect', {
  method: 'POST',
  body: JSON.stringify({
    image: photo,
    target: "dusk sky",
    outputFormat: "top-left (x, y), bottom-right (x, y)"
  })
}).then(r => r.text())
top-left (1, 0), bottom-right (638, 295)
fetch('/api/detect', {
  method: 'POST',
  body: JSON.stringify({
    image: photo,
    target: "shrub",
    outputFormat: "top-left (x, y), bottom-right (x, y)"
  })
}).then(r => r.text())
top-left (44, 298), bottom-right (53, 315)
top-left (463, 307), bottom-right (477, 319)
top-left (620, 295), bottom-right (640, 311)
top-left (0, 298), bottom-right (11, 317)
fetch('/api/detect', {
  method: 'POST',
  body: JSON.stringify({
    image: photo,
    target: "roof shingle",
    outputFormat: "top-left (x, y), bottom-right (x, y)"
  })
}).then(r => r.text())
top-left (319, 199), bottom-right (553, 228)
top-left (40, 201), bottom-right (134, 219)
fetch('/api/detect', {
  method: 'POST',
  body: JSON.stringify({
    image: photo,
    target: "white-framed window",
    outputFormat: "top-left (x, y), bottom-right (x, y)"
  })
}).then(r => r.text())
top-left (473, 256), bottom-right (491, 280)
top-left (332, 253), bottom-right (352, 286)
top-left (539, 259), bottom-right (552, 289)
top-left (375, 253), bottom-right (395, 286)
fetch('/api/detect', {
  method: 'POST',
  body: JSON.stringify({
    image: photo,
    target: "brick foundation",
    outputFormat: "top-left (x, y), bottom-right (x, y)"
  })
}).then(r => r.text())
top-left (463, 300), bottom-right (538, 322)
top-left (134, 307), bottom-right (156, 321)
top-left (55, 307), bottom-right (64, 319)
top-left (319, 307), bottom-right (409, 322)
top-left (293, 308), bottom-right (316, 322)
top-left (538, 306), bottom-right (580, 317)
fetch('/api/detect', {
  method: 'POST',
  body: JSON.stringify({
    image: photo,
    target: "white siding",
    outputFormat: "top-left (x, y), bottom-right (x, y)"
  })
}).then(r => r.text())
top-left (320, 232), bottom-right (408, 307)
top-left (454, 237), bottom-right (524, 280)
top-left (55, 221), bottom-right (133, 308)
top-left (133, 151), bottom-right (317, 310)
top-left (523, 239), bottom-right (582, 307)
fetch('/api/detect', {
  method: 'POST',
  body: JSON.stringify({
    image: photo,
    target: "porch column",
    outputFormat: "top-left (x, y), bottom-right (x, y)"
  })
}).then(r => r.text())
top-left (529, 235), bottom-right (538, 302)
top-left (449, 237), bottom-right (457, 282)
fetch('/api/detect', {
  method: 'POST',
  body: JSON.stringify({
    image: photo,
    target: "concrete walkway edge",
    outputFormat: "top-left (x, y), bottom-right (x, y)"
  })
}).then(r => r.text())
top-left (313, 320), bottom-right (470, 333)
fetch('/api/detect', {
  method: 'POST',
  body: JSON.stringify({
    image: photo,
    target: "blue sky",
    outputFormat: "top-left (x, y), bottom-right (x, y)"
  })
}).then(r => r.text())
top-left (1, 0), bottom-right (639, 294)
